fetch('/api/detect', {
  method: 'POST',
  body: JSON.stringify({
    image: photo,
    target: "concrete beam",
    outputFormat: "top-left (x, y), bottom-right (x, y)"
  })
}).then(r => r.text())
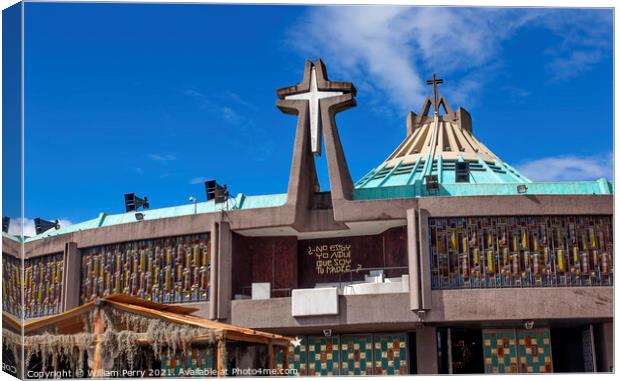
top-left (416, 326), bottom-right (438, 374)
top-left (217, 220), bottom-right (233, 321)
top-left (406, 208), bottom-right (421, 311)
top-left (62, 242), bottom-right (81, 311)
top-left (418, 209), bottom-right (432, 310)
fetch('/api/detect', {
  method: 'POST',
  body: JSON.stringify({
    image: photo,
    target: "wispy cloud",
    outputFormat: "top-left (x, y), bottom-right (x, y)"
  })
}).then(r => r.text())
top-left (148, 153), bottom-right (177, 162)
top-left (189, 177), bottom-right (208, 185)
top-left (8, 217), bottom-right (72, 237)
top-left (516, 152), bottom-right (612, 182)
top-left (184, 89), bottom-right (253, 127)
top-left (288, 7), bottom-right (611, 113)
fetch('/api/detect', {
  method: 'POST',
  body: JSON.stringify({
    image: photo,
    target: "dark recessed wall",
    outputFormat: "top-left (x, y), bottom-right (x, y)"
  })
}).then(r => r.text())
top-left (231, 227), bottom-right (408, 295)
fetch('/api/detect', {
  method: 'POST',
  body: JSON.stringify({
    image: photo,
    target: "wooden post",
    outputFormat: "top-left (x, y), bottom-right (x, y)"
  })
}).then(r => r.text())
top-left (92, 307), bottom-right (106, 375)
top-left (282, 346), bottom-right (289, 375)
top-left (216, 338), bottom-right (226, 377)
top-left (268, 343), bottom-right (275, 370)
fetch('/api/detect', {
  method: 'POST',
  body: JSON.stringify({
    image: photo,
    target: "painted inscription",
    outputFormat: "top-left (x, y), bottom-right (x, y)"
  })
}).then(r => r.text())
top-left (308, 244), bottom-right (361, 275)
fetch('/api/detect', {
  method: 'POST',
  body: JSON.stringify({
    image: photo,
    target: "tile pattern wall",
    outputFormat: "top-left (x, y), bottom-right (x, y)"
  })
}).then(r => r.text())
top-left (483, 329), bottom-right (552, 374)
top-left (277, 333), bottom-right (409, 376)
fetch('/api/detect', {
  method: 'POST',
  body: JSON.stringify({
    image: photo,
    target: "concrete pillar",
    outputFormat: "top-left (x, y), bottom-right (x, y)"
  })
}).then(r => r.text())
top-left (209, 221), bottom-right (219, 320)
top-left (595, 321), bottom-right (613, 372)
top-left (407, 208), bottom-right (421, 311)
top-left (217, 221), bottom-right (232, 321)
top-left (62, 242), bottom-right (81, 310)
top-left (416, 326), bottom-right (438, 374)
top-left (417, 209), bottom-right (432, 310)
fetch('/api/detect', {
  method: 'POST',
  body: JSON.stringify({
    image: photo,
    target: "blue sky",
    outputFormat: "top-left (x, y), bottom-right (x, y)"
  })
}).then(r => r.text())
top-left (7, 3), bottom-right (615, 232)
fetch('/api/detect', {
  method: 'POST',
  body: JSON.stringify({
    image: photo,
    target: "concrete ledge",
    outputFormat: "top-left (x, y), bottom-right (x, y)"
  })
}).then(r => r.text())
top-left (230, 287), bottom-right (613, 333)
top-left (428, 287), bottom-right (614, 323)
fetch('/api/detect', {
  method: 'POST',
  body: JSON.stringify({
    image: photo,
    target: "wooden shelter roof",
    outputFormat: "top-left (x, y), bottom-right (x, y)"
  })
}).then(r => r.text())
top-left (3, 294), bottom-right (292, 347)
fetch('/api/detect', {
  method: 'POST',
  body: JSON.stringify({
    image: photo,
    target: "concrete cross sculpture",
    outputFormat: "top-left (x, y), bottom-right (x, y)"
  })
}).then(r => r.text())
top-left (276, 59), bottom-right (357, 222)
top-left (276, 59), bottom-right (357, 156)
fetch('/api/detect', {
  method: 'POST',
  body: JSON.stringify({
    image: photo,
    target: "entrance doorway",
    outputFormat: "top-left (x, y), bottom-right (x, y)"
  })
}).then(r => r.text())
top-left (450, 329), bottom-right (484, 374)
top-left (551, 326), bottom-right (595, 372)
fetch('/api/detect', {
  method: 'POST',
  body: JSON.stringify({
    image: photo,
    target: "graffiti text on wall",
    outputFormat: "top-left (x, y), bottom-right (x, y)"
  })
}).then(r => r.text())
top-left (307, 244), bottom-right (361, 275)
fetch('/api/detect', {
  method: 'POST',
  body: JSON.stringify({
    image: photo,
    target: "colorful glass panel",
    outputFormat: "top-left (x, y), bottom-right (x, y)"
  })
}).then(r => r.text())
top-left (3, 253), bottom-right (64, 318)
top-left (429, 216), bottom-right (613, 289)
top-left (340, 334), bottom-right (373, 375)
top-left (373, 333), bottom-right (408, 375)
top-left (482, 329), bottom-right (518, 373)
top-left (307, 336), bottom-right (339, 376)
top-left (80, 233), bottom-right (210, 304)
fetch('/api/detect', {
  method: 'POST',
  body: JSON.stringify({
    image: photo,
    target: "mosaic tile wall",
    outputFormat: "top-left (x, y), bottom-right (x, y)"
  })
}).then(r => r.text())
top-left (340, 334), bottom-right (373, 375)
top-left (278, 333), bottom-right (409, 376)
top-left (373, 333), bottom-right (408, 375)
top-left (2, 253), bottom-right (64, 318)
top-left (482, 329), bottom-right (552, 374)
top-left (276, 339), bottom-right (308, 376)
top-left (517, 329), bottom-right (552, 373)
top-left (160, 346), bottom-right (215, 377)
top-left (308, 336), bottom-right (340, 376)
top-left (429, 216), bottom-right (613, 289)
top-left (80, 234), bottom-right (210, 304)
top-left (482, 329), bottom-right (518, 373)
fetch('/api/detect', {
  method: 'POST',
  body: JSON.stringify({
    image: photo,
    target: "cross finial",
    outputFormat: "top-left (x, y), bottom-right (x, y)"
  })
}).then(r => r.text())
top-left (426, 74), bottom-right (444, 115)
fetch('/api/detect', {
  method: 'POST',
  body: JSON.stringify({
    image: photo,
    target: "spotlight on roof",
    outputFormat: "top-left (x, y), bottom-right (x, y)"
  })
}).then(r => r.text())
top-left (134, 212), bottom-right (145, 221)
top-left (124, 193), bottom-right (150, 212)
top-left (2, 217), bottom-right (10, 233)
top-left (205, 180), bottom-right (229, 204)
top-left (517, 185), bottom-right (528, 194)
top-left (34, 218), bottom-right (60, 235)
top-left (425, 175), bottom-right (439, 192)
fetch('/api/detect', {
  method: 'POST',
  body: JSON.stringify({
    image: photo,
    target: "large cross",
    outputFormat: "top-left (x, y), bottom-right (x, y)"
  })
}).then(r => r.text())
top-left (284, 67), bottom-right (343, 156)
top-left (426, 74), bottom-right (443, 115)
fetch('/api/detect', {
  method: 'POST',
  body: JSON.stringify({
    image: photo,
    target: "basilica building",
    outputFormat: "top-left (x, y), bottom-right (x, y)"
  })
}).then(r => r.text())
top-left (2, 59), bottom-right (613, 376)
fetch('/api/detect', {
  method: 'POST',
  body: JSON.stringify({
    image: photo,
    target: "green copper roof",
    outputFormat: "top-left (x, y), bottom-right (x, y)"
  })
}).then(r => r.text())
top-left (355, 154), bottom-right (531, 190)
top-left (22, 193), bottom-right (287, 243)
top-left (353, 177), bottom-right (613, 200)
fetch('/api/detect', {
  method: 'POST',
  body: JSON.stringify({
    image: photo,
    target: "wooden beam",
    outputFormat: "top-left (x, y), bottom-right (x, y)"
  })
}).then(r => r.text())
top-left (268, 344), bottom-right (275, 370)
top-left (216, 339), bottom-right (226, 377)
top-left (91, 308), bottom-right (106, 375)
top-left (282, 346), bottom-right (289, 374)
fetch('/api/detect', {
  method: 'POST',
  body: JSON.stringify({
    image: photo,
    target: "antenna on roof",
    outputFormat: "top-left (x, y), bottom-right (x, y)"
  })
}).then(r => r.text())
top-left (2, 217), bottom-right (10, 233)
top-left (34, 218), bottom-right (60, 235)
top-left (204, 180), bottom-right (229, 204)
top-left (124, 193), bottom-right (150, 212)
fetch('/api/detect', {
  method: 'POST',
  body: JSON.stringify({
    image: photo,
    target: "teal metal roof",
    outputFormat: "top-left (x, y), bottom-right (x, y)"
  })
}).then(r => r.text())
top-left (23, 193), bottom-right (287, 243)
top-left (355, 155), bottom-right (531, 190)
top-left (354, 177), bottom-right (613, 200)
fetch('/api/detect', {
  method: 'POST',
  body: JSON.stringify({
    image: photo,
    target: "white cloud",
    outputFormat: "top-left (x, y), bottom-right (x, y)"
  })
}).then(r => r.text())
top-left (288, 7), bottom-right (611, 113)
top-left (516, 153), bottom-right (612, 182)
top-left (148, 154), bottom-right (176, 162)
top-left (8, 217), bottom-right (72, 237)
